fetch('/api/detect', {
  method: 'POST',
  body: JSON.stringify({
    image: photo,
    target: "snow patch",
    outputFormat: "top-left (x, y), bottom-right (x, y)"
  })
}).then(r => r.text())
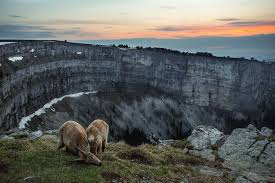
top-left (76, 51), bottom-right (82, 55)
top-left (18, 91), bottom-right (98, 129)
top-left (119, 48), bottom-right (128, 50)
top-left (0, 42), bottom-right (16, 45)
top-left (8, 56), bottom-right (23, 62)
top-left (30, 49), bottom-right (35, 53)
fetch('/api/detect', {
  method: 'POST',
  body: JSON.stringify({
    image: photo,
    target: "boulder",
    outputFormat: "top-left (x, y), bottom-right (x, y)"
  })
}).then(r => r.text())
top-left (218, 124), bottom-right (258, 161)
top-left (218, 124), bottom-right (275, 182)
top-left (29, 130), bottom-right (43, 139)
top-left (258, 142), bottom-right (275, 166)
top-left (43, 130), bottom-right (59, 136)
top-left (214, 135), bottom-right (229, 147)
top-left (247, 140), bottom-right (268, 158)
top-left (260, 127), bottom-right (273, 137)
top-left (187, 125), bottom-right (223, 150)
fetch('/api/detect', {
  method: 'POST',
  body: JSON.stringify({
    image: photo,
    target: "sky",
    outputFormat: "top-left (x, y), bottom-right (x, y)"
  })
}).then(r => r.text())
top-left (0, 0), bottom-right (275, 60)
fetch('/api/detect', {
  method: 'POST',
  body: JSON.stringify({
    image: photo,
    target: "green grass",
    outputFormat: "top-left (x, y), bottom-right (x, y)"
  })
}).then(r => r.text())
top-left (268, 135), bottom-right (275, 142)
top-left (255, 134), bottom-right (275, 142)
top-left (0, 138), bottom-right (233, 183)
top-left (255, 135), bottom-right (266, 141)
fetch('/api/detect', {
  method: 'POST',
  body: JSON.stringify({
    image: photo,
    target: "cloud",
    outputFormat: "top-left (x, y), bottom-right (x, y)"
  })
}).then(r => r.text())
top-left (160, 6), bottom-right (176, 10)
top-left (38, 19), bottom-right (116, 25)
top-left (119, 12), bottom-right (128, 15)
top-left (60, 29), bottom-right (100, 37)
top-left (0, 24), bottom-right (56, 39)
top-left (8, 15), bottom-right (27, 19)
top-left (149, 26), bottom-right (184, 32)
top-left (10, 0), bottom-right (47, 3)
top-left (216, 18), bottom-right (241, 22)
top-left (0, 24), bottom-right (100, 39)
top-left (228, 20), bottom-right (275, 26)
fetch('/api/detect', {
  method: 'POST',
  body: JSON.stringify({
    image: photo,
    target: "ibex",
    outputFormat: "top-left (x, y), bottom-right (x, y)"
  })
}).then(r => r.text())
top-left (86, 119), bottom-right (109, 156)
top-left (57, 121), bottom-right (102, 166)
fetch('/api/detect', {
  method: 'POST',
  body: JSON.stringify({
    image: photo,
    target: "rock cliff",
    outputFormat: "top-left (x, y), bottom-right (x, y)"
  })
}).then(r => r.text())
top-left (0, 41), bottom-right (274, 139)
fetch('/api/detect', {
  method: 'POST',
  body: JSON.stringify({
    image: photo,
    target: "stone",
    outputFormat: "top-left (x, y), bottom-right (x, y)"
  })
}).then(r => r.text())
top-left (187, 125), bottom-right (223, 150)
top-left (43, 130), bottom-right (58, 136)
top-left (258, 142), bottom-right (275, 167)
top-left (189, 149), bottom-right (215, 161)
top-left (158, 139), bottom-right (176, 146)
top-left (260, 127), bottom-right (273, 137)
top-left (218, 124), bottom-right (258, 160)
top-left (214, 135), bottom-right (229, 147)
top-left (29, 130), bottom-right (43, 139)
top-left (23, 176), bottom-right (36, 182)
top-left (182, 148), bottom-right (188, 154)
top-left (218, 124), bottom-right (275, 182)
top-left (195, 166), bottom-right (224, 177)
top-left (234, 176), bottom-right (252, 183)
top-left (9, 131), bottom-right (29, 139)
top-left (0, 135), bottom-right (14, 140)
top-left (247, 140), bottom-right (268, 158)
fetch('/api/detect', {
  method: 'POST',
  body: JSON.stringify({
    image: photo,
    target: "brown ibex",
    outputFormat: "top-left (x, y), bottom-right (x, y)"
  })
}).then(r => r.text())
top-left (57, 121), bottom-right (102, 165)
top-left (86, 119), bottom-right (109, 156)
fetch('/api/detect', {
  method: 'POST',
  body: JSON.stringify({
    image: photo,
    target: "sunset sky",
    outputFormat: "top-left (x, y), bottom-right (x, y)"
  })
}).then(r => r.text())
top-left (0, 0), bottom-right (274, 60)
top-left (1, 0), bottom-right (275, 39)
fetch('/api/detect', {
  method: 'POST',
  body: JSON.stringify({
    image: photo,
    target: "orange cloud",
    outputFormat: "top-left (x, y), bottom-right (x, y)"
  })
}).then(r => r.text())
top-left (103, 24), bottom-right (275, 39)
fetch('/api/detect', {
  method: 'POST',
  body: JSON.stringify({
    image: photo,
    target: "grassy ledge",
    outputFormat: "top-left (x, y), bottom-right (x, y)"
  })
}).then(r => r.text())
top-left (0, 137), bottom-right (233, 183)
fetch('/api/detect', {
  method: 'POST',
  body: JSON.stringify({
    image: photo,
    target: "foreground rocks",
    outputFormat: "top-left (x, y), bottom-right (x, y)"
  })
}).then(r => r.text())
top-left (187, 124), bottom-right (275, 182)
top-left (187, 125), bottom-right (224, 161)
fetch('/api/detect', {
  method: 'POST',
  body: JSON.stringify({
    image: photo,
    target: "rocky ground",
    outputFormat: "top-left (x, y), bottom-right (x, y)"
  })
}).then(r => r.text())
top-left (187, 125), bottom-right (275, 183)
top-left (0, 124), bottom-right (274, 183)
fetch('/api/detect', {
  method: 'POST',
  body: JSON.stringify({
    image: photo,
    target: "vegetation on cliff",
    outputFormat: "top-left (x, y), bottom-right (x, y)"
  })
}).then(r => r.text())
top-left (0, 136), bottom-right (232, 183)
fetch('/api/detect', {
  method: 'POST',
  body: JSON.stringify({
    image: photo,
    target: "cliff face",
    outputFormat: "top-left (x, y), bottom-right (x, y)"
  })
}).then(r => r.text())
top-left (0, 41), bottom-right (274, 134)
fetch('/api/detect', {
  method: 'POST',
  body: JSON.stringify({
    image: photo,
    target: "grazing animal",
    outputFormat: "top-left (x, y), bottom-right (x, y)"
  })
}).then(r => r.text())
top-left (86, 119), bottom-right (109, 156)
top-left (57, 120), bottom-right (102, 166)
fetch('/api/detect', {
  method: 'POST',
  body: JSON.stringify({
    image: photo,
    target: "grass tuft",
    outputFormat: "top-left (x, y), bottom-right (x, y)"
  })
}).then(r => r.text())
top-left (117, 147), bottom-right (156, 165)
top-left (255, 135), bottom-right (266, 141)
top-left (268, 135), bottom-right (275, 142)
top-left (171, 139), bottom-right (190, 149)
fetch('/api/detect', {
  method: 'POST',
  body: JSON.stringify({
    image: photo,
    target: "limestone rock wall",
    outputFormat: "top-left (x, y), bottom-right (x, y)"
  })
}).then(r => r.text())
top-left (0, 41), bottom-right (274, 131)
